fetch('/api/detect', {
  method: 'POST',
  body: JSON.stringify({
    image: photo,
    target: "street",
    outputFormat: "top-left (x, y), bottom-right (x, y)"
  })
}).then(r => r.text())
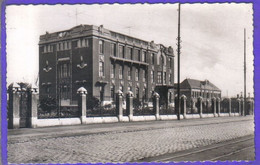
top-left (8, 116), bottom-right (254, 163)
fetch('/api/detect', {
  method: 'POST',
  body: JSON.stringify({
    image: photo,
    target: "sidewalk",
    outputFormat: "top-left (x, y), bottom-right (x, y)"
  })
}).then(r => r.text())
top-left (8, 116), bottom-right (253, 142)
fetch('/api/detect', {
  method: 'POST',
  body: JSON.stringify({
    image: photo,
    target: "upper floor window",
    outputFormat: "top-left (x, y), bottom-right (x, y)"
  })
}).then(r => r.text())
top-left (137, 50), bottom-right (141, 61)
top-left (157, 72), bottom-right (162, 84)
top-left (163, 72), bottom-right (166, 84)
top-left (119, 45), bottom-right (124, 58)
top-left (99, 55), bottom-right (105, 77)
top-left (142, 51), bottom-right (147, 62)
top-left (43, 44), bottom-right (53, 53)
top-left (57, 41), bottom-right (71, 51)
top-left (59, 63), bottom-right (70, 78)
top-left (127, 47), bottom-right (133, 60)
top-left (119, 65), bottom-right (123, 79)
top-left (151, 71), bottom-right (154, 83)
top-left (135, 68), bottom-right (139, 81)
top-left (82, 38), bottom-right (89, 47)
top-left (136, 86), bottom-right (140, 99)
top-left (169, 58), bottom-right (172, 68)
top-left (111, 63), bottom-right (115, 79)
top-left (111, 43), bottom-right (116, 56)
top-left (143, 70), bottom-right (146, 82)
top-left (161, 55), bottom-right (164, 65)
top-left (151, 53), bottom-right (155, 65)
top-left (99, 40), bottom-right (104, 54)
top-left (128, 67), bottom-right (132, 80)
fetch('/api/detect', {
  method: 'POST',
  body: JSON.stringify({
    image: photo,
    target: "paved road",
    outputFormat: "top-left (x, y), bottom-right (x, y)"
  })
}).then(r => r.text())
top-left (8, 116), bottom-right (254, 163)
top-left (139, 135), bottom-right (254, 162)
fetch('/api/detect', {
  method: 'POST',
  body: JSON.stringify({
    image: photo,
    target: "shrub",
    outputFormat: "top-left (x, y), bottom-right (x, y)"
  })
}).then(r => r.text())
top-left (39, 97), bottom-right (57, 114)
top-left (133, 98), bottom-right (142, 109)
top-left (86, 95), bottom-right (100, 110)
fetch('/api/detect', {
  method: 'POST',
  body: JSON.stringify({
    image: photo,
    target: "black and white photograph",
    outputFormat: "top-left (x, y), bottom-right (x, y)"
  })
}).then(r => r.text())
top-left (6, 3), bottom-right (254, 163)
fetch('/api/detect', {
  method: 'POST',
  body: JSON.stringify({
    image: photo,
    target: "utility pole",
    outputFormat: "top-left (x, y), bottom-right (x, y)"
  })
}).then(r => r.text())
top-left (177, 3), bottom-right (181, 120)
top-left (244, 28), bottom-right (246, 116)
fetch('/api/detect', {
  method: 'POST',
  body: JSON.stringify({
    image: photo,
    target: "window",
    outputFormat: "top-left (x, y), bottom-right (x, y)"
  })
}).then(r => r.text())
top-left (111, 43), bottom-right (116, 56)
top-left (143, 70), bottom-right (146, 82)
top-left (99, 40), bottom-right (104, 54)
top-left (119, 45), bottom-right (124, 58)
top-left (119, 85), bottom-right (124, 92)
top-left (142, 51), bottom-right (147, 62)
top-left (127, 47), bottom-right (133, 60)
top-left (119, 65), bottom-right (123, 79)
top-left (136, 87), bottom-right (140, 99)
top-left (68, 41), bottom-right (71, 49)
top-left (169, 73), bottom-right (172, 83)
top-left (151, 71), bottom-right (154, 83)
top-left (151, 53), bottom-right (155, 64)
top-left (138, 50), bottom-right (141, 61)
top-left (128, 85), bottom-right (132, 92)
top-left (157, 72), bottom-right (162, 84)
top-left (82, 39), bottom-right (86, 47)
top-left (56, 44), bottom-right (59, 51)
top-left (163, 72), bottom-right (166, 84)
top-left (135, 68), bottom-right (139, 81)
top-left (128, 67), bottom-right (132, 80)
top-left (111, 85), bottom-right (115, 101)
top-left (169, 58), bottom-right (172, 68)
top-left (99, 55), bottom-right (105, 77)
top-left (111, 63), bottom-right (115, 78)
top-left (65, 42), bottom-right (68, 50)
top-left (59, 63), bottom-right (70, 78)
top-left (161, 55), bottom-right (164, 65)
top-left (143, 87), bottom-right (147, 100)
top-left (60, 42), bottom-right (64, 50)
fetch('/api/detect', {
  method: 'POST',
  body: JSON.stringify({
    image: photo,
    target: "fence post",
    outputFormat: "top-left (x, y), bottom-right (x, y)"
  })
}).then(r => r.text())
top-left (181, 95), bottom-right (187, 119)
top-left (216, 97), bottom-right (221, 117)
top-left (198, 96), bottom-right (203, 118)
top-left (8, 83), bottom-right (20, 129)
top-left (227, 98), bottom-right (231, 116)
top-left (237, 98), bottom-right (241, 116)
top-left (153, 92), bottom-right (160, 120)
top-left (77, 87), bottom-right (87, 124)
top-left (211, 97), bottom-right (216, 117)
top-left (116, 90), bottom-right (123, 122)
top-left (126, 91), bottom-right (134, 121)
top-left (241, 99), bottom-right (245, 116)
top-left (28, 86), bottom-right (38, 128)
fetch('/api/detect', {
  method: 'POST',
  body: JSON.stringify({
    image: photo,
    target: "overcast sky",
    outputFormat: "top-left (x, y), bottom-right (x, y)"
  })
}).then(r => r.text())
top-left (6, 3), bottom-right (253, 97)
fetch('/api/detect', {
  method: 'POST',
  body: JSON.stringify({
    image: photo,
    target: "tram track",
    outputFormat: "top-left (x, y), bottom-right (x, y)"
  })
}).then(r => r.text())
top-left (139, 135), bottom-right (254, 162)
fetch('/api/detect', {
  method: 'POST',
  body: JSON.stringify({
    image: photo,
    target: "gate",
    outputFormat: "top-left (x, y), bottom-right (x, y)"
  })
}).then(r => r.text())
top-left (19, 90), bottom-right (30, 128)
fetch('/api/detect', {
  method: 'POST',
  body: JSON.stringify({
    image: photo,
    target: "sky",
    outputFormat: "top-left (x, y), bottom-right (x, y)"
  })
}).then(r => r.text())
top-left (6, 3), bottom-right (253, 97)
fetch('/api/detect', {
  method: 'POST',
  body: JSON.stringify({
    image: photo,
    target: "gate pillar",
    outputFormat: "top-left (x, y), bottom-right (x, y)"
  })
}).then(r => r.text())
top-left (126, 91), bottom-right (134, 121)
top-left (198, 96), bottom-right (203, 118)
top-left (216, 97), bottom-right (221, 117)
top-left (28, 86), bottom-right (38, 128)
top-left (181, 95), bottom-right (187, 119)
top-left (237, 99), bottom-right (241, 115)
top-left (116, 90), bottom-right (123, 122)
top-left (8, 83), bottom-right (20, 129)
top-left (227, 98), bottom-right (231, 116)
top-left (77, 87), bottom-right (87, 124)
top-left (212, 97), bottom-right (217, 117)
top-left (153, 92), bottom-right (160, 120)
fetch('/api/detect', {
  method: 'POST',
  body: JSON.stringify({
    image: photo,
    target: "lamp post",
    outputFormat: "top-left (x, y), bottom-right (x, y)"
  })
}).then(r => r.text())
top-left (176, 3), bottom-right (181, 120)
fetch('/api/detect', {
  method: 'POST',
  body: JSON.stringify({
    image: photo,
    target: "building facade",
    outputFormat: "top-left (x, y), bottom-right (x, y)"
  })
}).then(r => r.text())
top-left (39, 25), bottom-right (175, 106)
top-left (178, 78), bottom-right (221, 104)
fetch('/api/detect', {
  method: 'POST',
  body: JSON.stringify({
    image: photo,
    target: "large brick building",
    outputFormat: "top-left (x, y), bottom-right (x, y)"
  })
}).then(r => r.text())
top-left (39, 25), bottom-right (175, 106)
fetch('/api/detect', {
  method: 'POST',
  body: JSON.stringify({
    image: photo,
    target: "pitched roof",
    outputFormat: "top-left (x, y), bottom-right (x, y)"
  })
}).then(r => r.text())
top-left (179, 78), bottom-right (221, 91)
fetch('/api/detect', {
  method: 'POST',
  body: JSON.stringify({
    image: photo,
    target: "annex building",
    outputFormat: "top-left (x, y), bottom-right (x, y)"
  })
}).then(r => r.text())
top-left (39, 24), bottom-right (175, 106)
top-left (178, 78), bottom-right (221, 103)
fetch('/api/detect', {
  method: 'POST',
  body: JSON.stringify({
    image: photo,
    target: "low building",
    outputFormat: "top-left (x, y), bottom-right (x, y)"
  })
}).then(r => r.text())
top-left (177, 78), bottom-right (221, 103)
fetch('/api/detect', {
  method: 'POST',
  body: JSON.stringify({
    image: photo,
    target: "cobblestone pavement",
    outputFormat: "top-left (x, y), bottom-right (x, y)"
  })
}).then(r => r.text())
top-left (8, 116), bottom-right (254, 163)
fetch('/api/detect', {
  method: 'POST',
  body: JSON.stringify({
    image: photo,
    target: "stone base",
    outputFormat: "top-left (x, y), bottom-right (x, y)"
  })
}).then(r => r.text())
top-left (30, 117), bottom-right (38, 128)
